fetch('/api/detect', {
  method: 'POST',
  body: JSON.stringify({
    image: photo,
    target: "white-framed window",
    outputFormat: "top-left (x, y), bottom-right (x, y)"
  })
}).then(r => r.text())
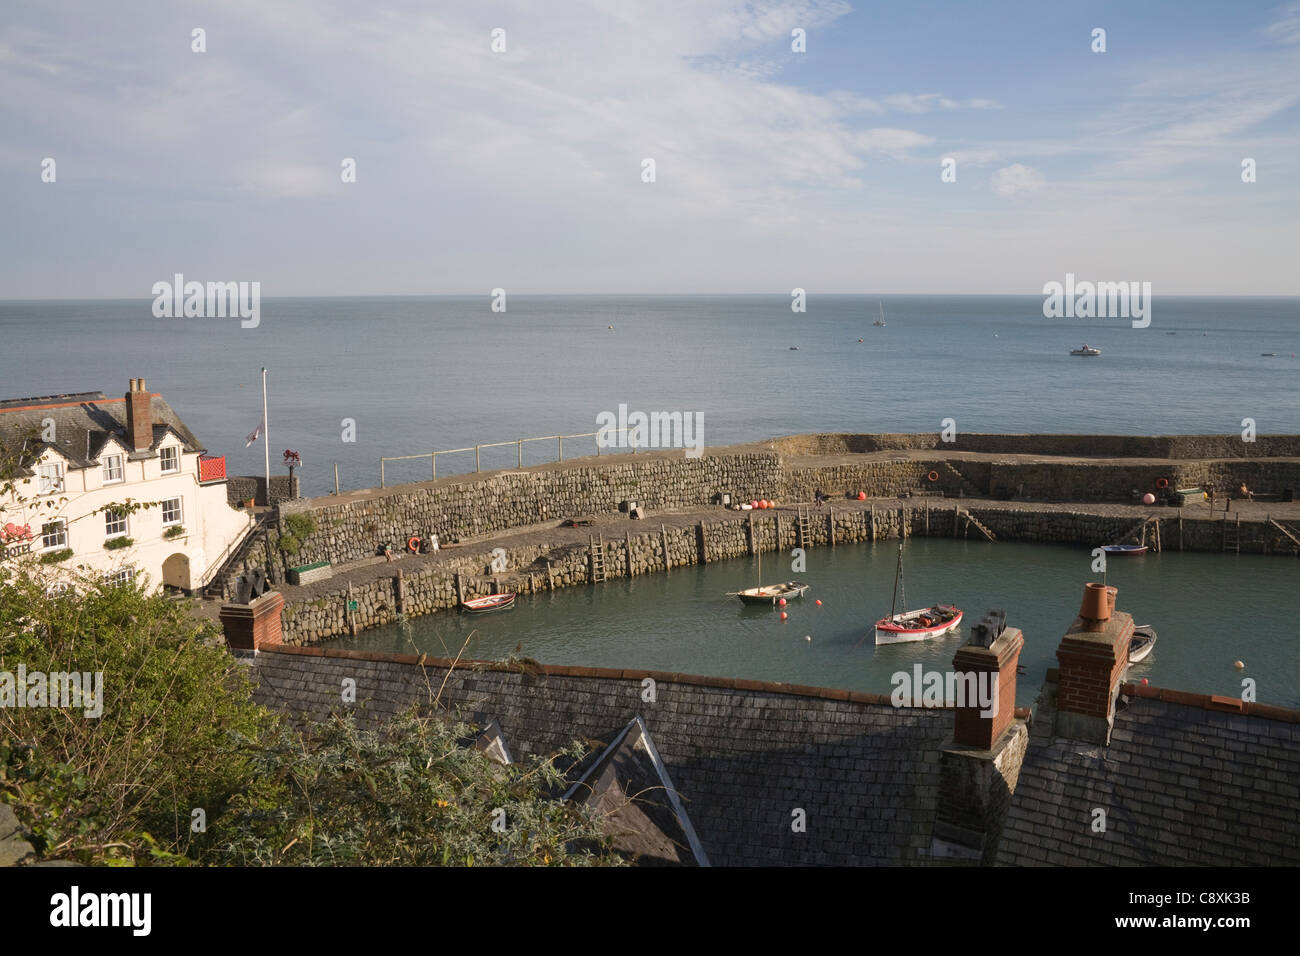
top-left (38, 462), bottom-right (64, 494)
top-left (106, 568), bottom-right (135, 586)
top-left (105, 509), bottom-right (128, 537)
top-left (103, 453), bottom-right (124, 483)
top-left (161, 497), bottom-right (183, 525)
top-left (160, 446), bottom-right (179, 473)
top-left (41, 520), bottom-right (67, 550)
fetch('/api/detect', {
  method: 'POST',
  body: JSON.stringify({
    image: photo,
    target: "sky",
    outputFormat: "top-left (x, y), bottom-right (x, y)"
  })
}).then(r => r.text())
top-left (2, 0), bottom-right (1299, 297)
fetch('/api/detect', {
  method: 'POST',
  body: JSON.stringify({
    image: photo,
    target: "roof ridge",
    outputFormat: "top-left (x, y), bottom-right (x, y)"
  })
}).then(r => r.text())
top-left (1122, 680), bottom-right (1300, 723)
top-left (257, 643), bottom-right (909, 707)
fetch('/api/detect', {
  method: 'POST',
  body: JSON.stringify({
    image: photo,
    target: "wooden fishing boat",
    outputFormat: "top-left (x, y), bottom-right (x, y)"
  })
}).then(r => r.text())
top-left (875, 604), bottom-right (963, 644)
top-left (1101, 544), bottom-right (1147, 555)
top-left (1129, 624), bottom-right (1157, 662)
top-left (872, 542), bottom-right (962, 645)
top-left (1070, 344), bottom-right (1101, 356)
top-left (460, 592), bottom-right (517, 613)
top-left (736, 581), bottom-right (809, 605)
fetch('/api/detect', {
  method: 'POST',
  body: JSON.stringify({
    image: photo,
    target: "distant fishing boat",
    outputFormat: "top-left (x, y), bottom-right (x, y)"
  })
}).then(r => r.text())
top-left (789, 346), bottom-right (799, 350)
top-left (1262, 352), bottom-right (1277, 357)
top-left (1101, 544), bottom-right (1147, 555)
top-left (873, 542), bottom-right (962, 644)
top-left (461, 592), bottom-right (517, 613)
top-left (1070, 344), bottom-right (1101, 356)
top-left (873, 300), bottom-right (886, 327)
top-left (1129, 624), bottom-right (1157, 663)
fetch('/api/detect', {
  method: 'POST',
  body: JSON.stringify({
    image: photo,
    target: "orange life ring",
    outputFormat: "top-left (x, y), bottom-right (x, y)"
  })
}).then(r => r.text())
top-left (407, 536), bottom-right (421, 553)
top-left (927, 471), bottom-right (939, 482)
top-left (1155, 477), bottom-right (1169, 489)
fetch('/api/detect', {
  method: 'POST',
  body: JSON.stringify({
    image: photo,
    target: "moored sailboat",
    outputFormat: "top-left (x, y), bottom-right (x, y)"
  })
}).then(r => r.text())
top-left (873, 542), bottom-right (963, 644)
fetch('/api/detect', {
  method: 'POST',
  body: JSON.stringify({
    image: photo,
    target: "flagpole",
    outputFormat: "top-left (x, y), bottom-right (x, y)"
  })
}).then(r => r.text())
top-left (261, 367), bottom-right (270, 505)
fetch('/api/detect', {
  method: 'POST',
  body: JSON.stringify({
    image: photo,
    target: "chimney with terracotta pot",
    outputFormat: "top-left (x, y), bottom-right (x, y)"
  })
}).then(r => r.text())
top-left (1053, 582), bottom-right (1133, 745)
top-left (930, 610), bottom-right (1030, 864)
top-left (125, 378), bottom-right (153, 452)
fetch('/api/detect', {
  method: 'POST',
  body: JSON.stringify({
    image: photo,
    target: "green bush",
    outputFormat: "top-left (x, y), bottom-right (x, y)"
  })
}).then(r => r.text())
top-left (38, 548), bottom-right (72, 565)
top-left (104, 536), bottom-right (133, 551)
top-left (163, 526), bottom-right (185, 540)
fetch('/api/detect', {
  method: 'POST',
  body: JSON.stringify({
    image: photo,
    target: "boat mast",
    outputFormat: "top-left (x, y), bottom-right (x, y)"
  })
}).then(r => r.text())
top-left (889, 541), bottom-right (903, 621)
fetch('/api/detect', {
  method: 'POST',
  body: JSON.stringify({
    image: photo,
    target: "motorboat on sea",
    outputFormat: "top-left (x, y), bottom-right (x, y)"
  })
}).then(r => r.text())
top-left (1101, 544), bottom-right (1147, 555)
top-left (1070, 344), bottom-right (1101, 356)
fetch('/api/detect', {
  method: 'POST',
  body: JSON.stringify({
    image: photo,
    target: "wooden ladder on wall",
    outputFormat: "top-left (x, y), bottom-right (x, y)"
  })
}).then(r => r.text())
top-left (1268, 518), bottom-right (1300, 554)
top-left (796, 508), bottom-right (811, 549)
top-left (1221, 515), bottom-right (1240, 554)
top-left (590, 534), bottom-right (607, 582)
top-left (955, 507), bottom-right (996, 541)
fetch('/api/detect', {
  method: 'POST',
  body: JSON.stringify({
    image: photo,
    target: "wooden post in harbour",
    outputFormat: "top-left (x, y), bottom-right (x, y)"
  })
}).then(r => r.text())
top-left (347, 581), bottom-right (357, 637)
top-left (748, 513), bottom-right (756, 555)
top-left (775, 512), bottom-right (782, 553)
top-left (901, 507), bottom-right (908, 539)
top-left (454, 573), bottom-right (464, 605)
top-left (925, 500), bottom-right (930, 536)
top-left (828, 505), bottom-right (835, 548)
top-left (870, 504), bottom-right (876, 541)
top-left (334, 462), bottom-right (340, 495)
top-left (546, 558), bottom-right (554, 591)
top-left (660, 524), bottom-right (669, 570)
top-left (625, 531), bottom-right (634, 577)
top-left (697, 521), bottom-right (708, 564)
top-left (395, 569), bottom-right (405, 615)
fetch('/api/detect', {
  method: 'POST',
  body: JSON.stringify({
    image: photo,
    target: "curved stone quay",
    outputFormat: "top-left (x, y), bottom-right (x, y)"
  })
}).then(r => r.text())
top-left (214, 432), bottom-right (1300, 646)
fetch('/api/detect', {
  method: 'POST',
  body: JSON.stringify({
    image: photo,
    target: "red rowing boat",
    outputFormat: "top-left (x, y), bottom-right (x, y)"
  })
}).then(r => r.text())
top-left (460, 592), bottom-right (517, 614)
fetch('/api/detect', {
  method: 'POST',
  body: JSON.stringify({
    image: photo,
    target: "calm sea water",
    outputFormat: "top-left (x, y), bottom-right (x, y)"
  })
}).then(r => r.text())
top-left (1, 295), bottom-right (1296, 496)
top-left (332, 538), bottom-right (1300, 709)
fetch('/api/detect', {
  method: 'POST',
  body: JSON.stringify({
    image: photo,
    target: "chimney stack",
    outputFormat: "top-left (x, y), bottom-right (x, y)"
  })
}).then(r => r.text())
top-left (930, 610), bottom-right (1030, 863)
top-left (125, 377), bottom-right (152, 452)
top-left (1054, 583), bottom-right (1133, 745)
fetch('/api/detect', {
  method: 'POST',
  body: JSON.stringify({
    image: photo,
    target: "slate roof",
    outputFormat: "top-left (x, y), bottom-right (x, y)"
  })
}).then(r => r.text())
top-left (997, 679), bottom-right (1300, 866)
top-left (246, 646), bottom-right (953, 866)
top-left (0, 391), bottom-right (205, 472)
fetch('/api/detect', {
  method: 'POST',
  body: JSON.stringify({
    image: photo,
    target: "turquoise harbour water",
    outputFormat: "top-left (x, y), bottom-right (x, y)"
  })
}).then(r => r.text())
top-left (330, 538), bottom-right (1300, 709)
top-left (1, 295), bottom-right (1296, 496)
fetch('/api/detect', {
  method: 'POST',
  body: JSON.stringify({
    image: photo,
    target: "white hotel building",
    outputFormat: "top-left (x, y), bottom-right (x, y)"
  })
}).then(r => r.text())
top-left (0, 378), bottom-right (254, 593)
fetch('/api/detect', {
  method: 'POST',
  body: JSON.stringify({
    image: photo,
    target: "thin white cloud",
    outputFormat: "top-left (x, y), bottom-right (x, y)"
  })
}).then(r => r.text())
top-left (990, 163), bottom-right (1044, 196)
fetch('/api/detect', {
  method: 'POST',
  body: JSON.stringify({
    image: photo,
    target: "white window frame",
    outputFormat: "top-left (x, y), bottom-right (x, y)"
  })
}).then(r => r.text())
top-left (41, 519), bottom-right (67, 550)
top-left (103, 453), bottom-right (124, 484)
top-left (160, 445), bottom-right (180, 474)
top-left (105, 509), bottom-right (128, 538)
top-left (38, 462), bottom-right (64, 494)
top-left (106, 568), bottom-right (135, 586)
top-left (161, 497), bottom-right (183, 526)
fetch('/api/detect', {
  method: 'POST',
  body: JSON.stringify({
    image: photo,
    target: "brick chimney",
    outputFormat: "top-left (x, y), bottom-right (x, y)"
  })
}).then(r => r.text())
top-left (125, 378), bottom-right (153, 452)
top-left (1054, 583), bottom-right (1133, 745)
top-left (930, 610), bottom-right (1030, 864)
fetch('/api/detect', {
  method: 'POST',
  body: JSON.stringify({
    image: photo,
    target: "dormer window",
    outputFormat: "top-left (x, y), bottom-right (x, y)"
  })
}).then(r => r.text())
top-left (103, 453), bottom-right (124, 483)
top-left (38, 462), bottom-right (64, 494)
top-left (160, 446), bottom-right (179, 474)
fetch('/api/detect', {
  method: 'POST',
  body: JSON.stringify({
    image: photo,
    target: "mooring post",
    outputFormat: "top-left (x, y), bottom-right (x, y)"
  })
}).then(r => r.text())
top-left (454, 573), bottom-right (463, 605)
top-left (518, 439), bottom-right (523, 468)
top-left (870, 504), bottom-right (876, 541)
top-left (380, 458), bottom-right (385, 489)
top-left (925, 499), bottom-right (930, 536)
top-left (697, 521), bottom-right (708, 564)
top-left (475, 445), bottom-right (481, 472)
top-left (625, 531), bottom-right (633, 576)
top-left (748, 513), bottom-right (755, 555)
top-left (546, 558), bottom-right (554, 590)
top-left (347, 581), bottom-right (357, 637)
top-left (660, 523), bottom-right (669, 570)
top-left (775, 512), bottom-right (782, 552)
top-left (432, 452), bottom-right (437, 480)
top-left (395, 569), bottom-right (405, 615)
top-left (828, 505), bottom-right (835, 548)
top-left (558, 435), bottom-right (563, 462)
top-left (1179, 509), bottom-right (1183, 551)
top-left (334, 462), bottom-right (340, 495)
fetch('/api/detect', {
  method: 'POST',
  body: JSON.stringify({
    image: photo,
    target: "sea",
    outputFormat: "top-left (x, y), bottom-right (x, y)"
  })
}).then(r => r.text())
top-left (0, 295), bottom-right (1296, 497)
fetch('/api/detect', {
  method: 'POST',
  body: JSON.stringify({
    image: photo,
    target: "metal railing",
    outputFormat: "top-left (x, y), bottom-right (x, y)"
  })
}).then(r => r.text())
top-left (379, 428), bottom-right (638, 489)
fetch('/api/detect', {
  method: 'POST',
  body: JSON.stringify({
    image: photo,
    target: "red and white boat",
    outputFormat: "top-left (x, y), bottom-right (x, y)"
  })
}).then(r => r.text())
top-left (872, 542), bottom-right (962, 645)
top-left (875, 604), bottom-right (963, 645)
top-left (460, 592), bottom-right (517, 614)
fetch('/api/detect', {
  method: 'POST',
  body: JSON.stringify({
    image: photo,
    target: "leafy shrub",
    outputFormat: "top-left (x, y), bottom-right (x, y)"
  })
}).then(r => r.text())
top-left (163, 526), bottom-right (185, 540)
top-left (104, 536), bottom-right (133, 550)
top-left (38, 548), bottom-right (72, 565)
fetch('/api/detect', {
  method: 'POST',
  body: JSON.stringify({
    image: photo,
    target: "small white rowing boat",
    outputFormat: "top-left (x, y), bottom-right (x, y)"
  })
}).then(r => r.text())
top-left (1129, 624), bottom-right (1157, 663)
top-left (875, 605), bottom-right (963, 645)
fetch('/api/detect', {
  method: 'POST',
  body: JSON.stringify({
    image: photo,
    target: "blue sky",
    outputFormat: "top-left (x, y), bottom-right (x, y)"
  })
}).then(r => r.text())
top-left (2, 0), bottom-right (1298, 296)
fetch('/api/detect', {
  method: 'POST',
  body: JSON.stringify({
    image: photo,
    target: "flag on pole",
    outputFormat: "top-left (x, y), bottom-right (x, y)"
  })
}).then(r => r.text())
top-left (245, 417), bottom-right (264, 447)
